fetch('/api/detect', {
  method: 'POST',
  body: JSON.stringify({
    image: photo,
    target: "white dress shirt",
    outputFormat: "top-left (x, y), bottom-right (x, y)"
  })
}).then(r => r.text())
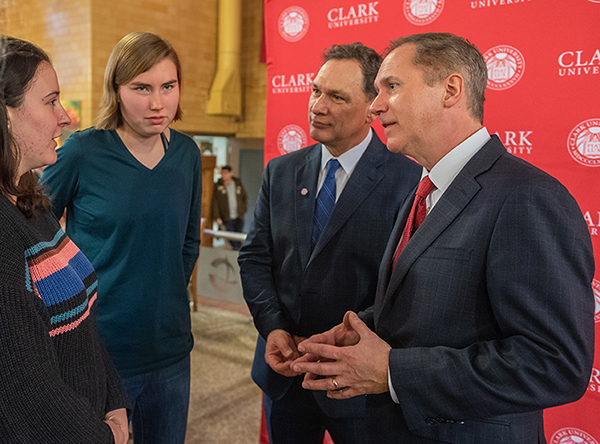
top-left (317, 129), bottom-right (373, 201)
top-left (425, 127), bottom-right (491, 211)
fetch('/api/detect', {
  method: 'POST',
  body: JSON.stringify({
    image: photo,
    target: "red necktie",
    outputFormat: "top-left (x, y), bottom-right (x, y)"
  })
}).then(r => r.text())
top-left (392, 176), bottom-right (436, 267)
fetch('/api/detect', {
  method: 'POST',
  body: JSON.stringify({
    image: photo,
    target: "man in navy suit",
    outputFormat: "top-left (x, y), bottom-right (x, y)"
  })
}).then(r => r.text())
top-left (293, 33), bottom-right (595, 444)
top-left (238, 42), bottom-right (420, 444)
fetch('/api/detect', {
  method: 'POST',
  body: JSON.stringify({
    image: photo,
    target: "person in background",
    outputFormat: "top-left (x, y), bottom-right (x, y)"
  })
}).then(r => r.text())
top-left (293, 32), bottom-right (595, 444)
top-left (42, 32), bottom-right (201, 444)
top-left (0, 35), bottom-right (129, 444)
top-left (212, 164), bottom-right (247, 250)
top-left (238, 42), bottom-right (420, 444)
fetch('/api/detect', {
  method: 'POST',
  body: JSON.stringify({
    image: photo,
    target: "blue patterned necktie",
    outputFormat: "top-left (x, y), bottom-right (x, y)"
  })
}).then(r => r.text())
top-left (312, 159), bottom-right (341, 249)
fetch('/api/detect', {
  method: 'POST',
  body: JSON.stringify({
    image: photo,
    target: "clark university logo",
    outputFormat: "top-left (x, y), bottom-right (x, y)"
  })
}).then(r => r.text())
top-left (551, 428), bottom-right (598, 444)
top-left (277, 125), bottom-right (307, 155)
top-left (278, 6), bottom-right (310, 42)
top-left (483, 45), bottom-right (525, 90)
top-left (567, 119), bottom-right (600, 167)
top-left (403, 0), bottom-right (444, 25)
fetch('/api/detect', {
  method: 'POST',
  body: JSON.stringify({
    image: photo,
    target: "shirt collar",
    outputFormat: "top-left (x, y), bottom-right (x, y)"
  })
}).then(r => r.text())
top-left (426, 127), bottom-right (490, 194)
top-left (320, 129), bottom-right (372, 175)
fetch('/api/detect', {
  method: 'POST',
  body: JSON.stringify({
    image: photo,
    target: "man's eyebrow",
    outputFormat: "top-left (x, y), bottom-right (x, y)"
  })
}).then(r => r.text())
top-left (328, 89), bottom-right (349, 98)
top-left (318, 84), bottom-right (349, 97)
top-left (379, 75), bottom-right (401, 85)
top-left (310, 81), bottom-right (349, 99)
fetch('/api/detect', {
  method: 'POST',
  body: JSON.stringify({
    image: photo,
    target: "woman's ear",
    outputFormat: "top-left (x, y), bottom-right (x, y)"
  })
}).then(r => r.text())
top-left (7, 107), bottom-right (14, 129)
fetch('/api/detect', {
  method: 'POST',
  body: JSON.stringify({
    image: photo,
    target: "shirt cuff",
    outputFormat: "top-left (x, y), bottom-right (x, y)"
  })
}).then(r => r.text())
top-left (388, 364), bottom-right (399, 404)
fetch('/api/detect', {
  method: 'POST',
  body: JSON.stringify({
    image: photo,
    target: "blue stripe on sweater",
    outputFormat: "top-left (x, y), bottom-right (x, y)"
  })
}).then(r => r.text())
top-left (34, 251), bottom-right (95, 306)
top-left (49, 281), bottom-right (98, 324)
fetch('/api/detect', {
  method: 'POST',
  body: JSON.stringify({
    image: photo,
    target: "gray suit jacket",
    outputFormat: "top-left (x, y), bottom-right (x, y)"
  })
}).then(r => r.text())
top-left (364, 135), bottom-right (595, 443)
top-left (239, 131), bottom-right (421, 418)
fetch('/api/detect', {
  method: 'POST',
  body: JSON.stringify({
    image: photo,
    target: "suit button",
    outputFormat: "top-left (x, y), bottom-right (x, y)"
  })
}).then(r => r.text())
top-left (425, 418), bottom-right (438, 426)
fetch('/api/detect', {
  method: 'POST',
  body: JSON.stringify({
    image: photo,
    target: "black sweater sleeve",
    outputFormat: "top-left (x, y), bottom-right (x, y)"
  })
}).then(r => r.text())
top-left (0, 206), bottom-right (118, 443)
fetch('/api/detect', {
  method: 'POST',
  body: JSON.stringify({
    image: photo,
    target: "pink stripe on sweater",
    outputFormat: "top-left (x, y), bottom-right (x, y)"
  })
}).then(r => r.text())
top-left (28, 239), bottom-right (80, 282)
top-left (49, 293), bottom-right (97, 337)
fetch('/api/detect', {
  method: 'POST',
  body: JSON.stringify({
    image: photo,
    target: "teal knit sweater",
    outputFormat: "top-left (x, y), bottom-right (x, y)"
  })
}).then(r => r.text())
top-left (41, 128), bottom-right (202, 377)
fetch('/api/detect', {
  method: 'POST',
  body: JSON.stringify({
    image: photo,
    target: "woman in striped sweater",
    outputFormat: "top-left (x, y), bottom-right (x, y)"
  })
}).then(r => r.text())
top-left (0, 36), bottom-right (129, 443)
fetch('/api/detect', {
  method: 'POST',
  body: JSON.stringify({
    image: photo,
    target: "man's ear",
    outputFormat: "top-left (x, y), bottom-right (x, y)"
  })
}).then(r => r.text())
top-left (443, 73), bottom-right (464, 108)
top-left (365, 100), bottom-right (376, 124)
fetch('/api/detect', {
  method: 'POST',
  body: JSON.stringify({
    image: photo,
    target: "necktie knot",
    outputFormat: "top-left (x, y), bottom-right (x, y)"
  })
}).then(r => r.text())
top-left (416, 176), bottom-right (435, 199)
top-left (326, 159), bottom-right (341, 177)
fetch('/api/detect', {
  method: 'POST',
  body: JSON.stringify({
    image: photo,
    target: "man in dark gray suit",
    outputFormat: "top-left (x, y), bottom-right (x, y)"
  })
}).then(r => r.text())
top-left (293, 33), bottom-right (595, 444)
top-left (238, 42), bottom-right (420, 444)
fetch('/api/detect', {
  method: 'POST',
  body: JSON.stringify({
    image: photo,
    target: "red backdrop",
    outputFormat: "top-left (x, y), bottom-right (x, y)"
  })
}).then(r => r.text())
top-left (263, 1), bottom-right (600, 442)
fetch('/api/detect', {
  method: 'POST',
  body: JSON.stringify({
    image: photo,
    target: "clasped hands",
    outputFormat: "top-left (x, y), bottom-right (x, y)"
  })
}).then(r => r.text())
top-left (265, 311), bottom-right (391, 399)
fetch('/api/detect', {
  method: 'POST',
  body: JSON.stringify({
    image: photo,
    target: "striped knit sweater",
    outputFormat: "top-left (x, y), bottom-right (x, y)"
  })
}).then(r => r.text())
top-left (0, 195), bottom-right (128, 443)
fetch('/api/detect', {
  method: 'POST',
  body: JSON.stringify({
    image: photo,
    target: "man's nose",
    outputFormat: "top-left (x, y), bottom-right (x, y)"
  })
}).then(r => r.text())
top-left (310, 95), bottom-right (328, 114)
top-left (370, 92), bottom-right (386, 115)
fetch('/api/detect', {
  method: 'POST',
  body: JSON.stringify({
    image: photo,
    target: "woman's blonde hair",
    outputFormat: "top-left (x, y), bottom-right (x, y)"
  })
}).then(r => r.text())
top-left (97, 32), bottom-right (183, 129)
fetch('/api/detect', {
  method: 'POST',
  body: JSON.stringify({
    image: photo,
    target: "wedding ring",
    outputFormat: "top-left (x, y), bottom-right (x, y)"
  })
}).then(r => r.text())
top-left (332, 377), bottom-right (339, 391)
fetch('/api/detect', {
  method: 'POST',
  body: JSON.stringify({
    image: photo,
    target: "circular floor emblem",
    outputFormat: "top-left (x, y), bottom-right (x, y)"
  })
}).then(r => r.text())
top-left (551, 428), bottom-right (598, 444)
top-left (483, 45), bottom-right (525, 90)
top-left (567, 119), bottom-right (600, 167)
top-left (278, 6), bottom-right (310, 42)
top-left (403, 0), bottom-right (444, 26)
top-left (277, 125), bottom-right (307, 155)
top-left (208, 258), bottom-right (238, 293)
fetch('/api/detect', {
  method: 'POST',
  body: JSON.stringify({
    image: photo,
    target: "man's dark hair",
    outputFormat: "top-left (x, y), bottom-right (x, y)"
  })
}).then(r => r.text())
top-left (221, 165), bottom-right (232, 172)
top-left (322, 42), bottom-right (382, 100)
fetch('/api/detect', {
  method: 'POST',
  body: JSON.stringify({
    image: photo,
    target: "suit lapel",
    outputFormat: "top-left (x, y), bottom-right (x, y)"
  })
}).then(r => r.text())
top-left (376, 136), bottom-right (506, 320)
top-left (309, 135), bottom-right (386, 264)
top-left (374, 187), bottom-right (416, 317)
top-left (296, 145), bottom-right (321, 270)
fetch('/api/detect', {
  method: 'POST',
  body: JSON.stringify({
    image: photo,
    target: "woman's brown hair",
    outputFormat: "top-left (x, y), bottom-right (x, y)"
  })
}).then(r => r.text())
top-left (0, 35), bottom-right (52, 217)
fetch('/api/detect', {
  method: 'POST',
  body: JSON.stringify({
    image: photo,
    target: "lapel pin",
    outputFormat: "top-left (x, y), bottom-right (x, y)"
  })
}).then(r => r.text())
top-left (301, 188), bottom-right (308, 196)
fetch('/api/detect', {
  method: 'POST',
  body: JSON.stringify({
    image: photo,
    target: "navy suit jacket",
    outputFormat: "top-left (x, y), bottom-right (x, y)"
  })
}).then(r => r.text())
top-left (363, 135), bottom-right (595, 443)
top-left (239, 131), bottom-right (421, 418)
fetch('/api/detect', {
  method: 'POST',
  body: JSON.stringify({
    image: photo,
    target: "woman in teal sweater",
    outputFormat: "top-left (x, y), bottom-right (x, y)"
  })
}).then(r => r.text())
top-left (42, 32), bottom-right (202, 444)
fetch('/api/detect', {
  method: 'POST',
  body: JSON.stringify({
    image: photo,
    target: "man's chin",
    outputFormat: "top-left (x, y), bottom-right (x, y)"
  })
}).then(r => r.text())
top-left (385, 140), bottom-right (405, 154)
top-left (309, 128), bottom-right (329, 145)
